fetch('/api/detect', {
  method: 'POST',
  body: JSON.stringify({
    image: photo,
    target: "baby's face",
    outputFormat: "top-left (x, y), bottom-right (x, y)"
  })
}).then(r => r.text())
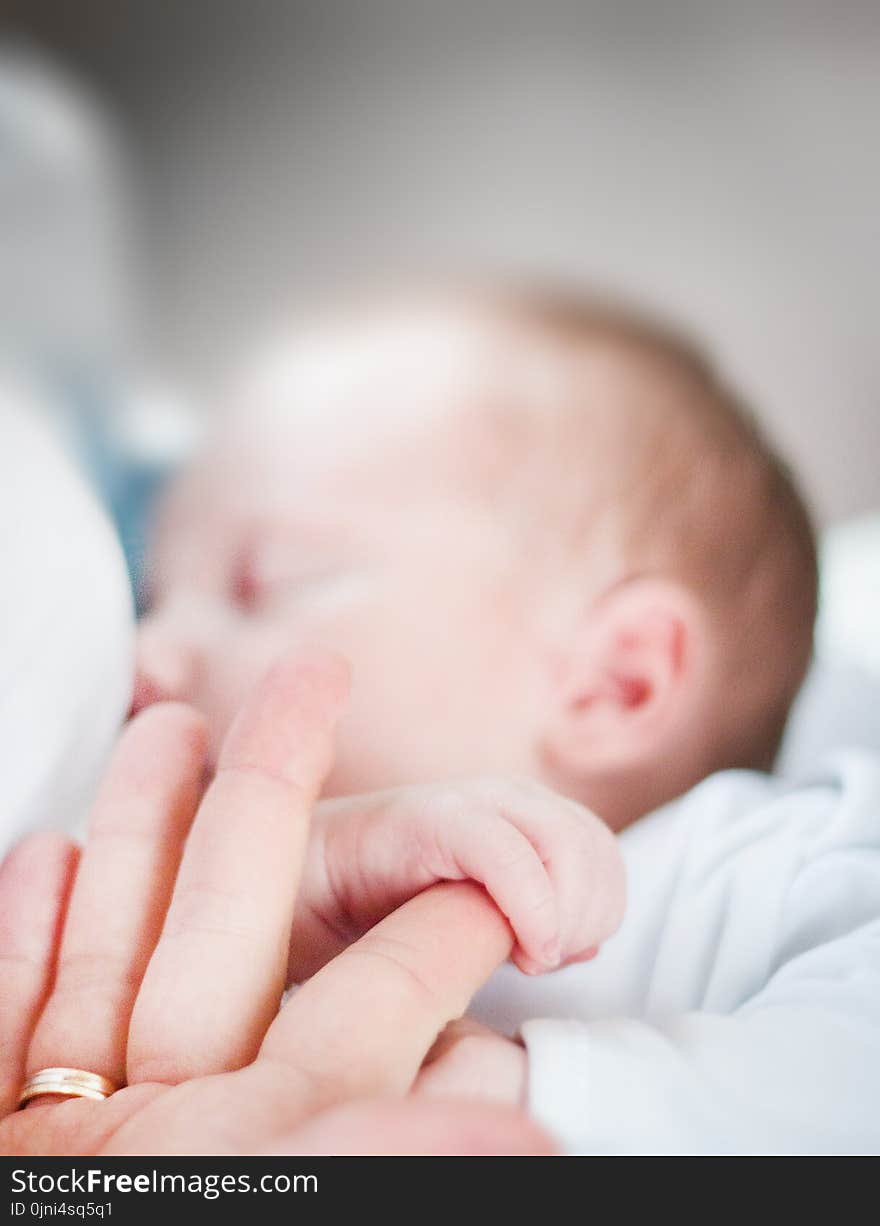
top-left (137, 326), bottom-right (552, 794)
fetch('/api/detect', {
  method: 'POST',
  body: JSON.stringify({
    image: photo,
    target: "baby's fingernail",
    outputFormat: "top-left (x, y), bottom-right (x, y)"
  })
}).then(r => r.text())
top-left (572, 945), bottom-right (600, 964)
top-left (542, 938), bottom-right (562, 967)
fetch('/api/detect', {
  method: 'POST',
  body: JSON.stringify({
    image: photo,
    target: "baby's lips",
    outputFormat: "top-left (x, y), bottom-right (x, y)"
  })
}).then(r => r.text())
top-left (129, 672), bottom-right (165, 719)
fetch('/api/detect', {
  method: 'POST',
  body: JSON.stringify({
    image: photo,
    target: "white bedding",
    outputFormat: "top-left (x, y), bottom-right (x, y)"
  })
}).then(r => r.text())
top-left (474, 747), bottom-right (880, 1153)
top-left (0, 384), bottom-right (132, 856)
top-left (780, 511), bottom-right (880, 775)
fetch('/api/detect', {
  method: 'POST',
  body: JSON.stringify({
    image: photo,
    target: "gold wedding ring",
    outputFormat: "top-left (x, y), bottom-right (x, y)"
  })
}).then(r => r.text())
top-left (18, 1067), bottom-right (119, 1108)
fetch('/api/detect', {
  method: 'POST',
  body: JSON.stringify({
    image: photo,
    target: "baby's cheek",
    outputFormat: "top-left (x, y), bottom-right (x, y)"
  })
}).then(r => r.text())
top-left (197, 629), bottom-right (288, 760)
top-left (320, 663), bottom-right (415, 795)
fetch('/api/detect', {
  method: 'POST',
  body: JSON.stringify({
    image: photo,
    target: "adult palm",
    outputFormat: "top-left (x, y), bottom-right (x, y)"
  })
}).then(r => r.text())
top-left (0, 651), bottom-right (548, 1156)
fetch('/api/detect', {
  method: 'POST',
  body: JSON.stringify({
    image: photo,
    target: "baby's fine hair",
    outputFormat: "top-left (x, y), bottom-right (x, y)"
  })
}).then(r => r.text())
top-left (480, 281), bottom-right (818, 771)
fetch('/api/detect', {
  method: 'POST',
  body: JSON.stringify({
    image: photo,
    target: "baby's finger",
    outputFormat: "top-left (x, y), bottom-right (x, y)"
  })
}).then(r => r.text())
top-left (128, 648), bottom-right (348, 1085)
top-left (27, 705), bottom-right (206, 1089)
top-left (469, 784), bottom-right (625, 967)
top-left (553, 806), bottom-right (626, 964)
top-left (0, 834), bottom-right (78, 1116)
top-left (448, 815), bottom-right (560, 972)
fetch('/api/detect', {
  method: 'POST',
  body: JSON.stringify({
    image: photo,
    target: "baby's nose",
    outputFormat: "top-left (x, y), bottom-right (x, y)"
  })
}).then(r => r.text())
top-left (131, 626), bottom-right (201, 717)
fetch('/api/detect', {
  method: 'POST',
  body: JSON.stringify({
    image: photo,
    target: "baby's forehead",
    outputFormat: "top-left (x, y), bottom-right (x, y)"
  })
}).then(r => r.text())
top-left (237, 306), bottom-right (496, 427)
top-left (180, 298), bottom-right (645, 561)
top-left (217, 307), bottom-right (544, 499)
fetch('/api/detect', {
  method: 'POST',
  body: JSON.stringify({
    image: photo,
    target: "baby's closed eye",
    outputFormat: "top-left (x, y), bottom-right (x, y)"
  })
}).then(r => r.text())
top-left (231, 541), bottom-right (372, 615)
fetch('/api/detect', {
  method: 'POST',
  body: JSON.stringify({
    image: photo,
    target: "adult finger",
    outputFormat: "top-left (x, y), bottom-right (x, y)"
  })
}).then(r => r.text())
top-left (268, 1097), bottom-right (556, 1155)
top-left (27, 705), bottom-right (207, 1087)
top-left (415, 1017), bottom-right (527, 1104)
top-left (128, 648), bottom-right (348, 1085)
top-left (258, 881), bottom-right (512, 1110)
top-left (0, 833), bottom-right (78, 1116)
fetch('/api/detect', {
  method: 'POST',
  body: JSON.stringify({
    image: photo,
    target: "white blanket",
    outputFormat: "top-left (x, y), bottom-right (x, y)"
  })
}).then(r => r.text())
top-left (0, 386), bottom-right (132, 855)
top-left (473, 750), bottom-right (880, 1154)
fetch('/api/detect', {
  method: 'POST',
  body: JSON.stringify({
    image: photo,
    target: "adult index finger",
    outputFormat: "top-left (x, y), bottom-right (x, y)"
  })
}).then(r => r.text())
top-left (257, 881), bottom-right (513, 1108)
top-left (127, 648), bottom-right (349, 1085)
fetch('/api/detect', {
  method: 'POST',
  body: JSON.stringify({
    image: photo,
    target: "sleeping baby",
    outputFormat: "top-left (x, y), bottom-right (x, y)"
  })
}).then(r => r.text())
top-left (133, 283), bottom-right (880, 1153)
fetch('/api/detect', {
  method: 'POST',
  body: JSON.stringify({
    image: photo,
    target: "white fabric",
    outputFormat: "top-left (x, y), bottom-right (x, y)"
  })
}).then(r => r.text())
top-left (778, 510), bottom-right (880, 774)
top-left (471, 752), bottom-right (880, 1154)
top-left (816, 513), bottom-right (880, 677)
top-left (0, 385), bottom-right (133, 855)
top-left (778, 659), bottom-right (880, 775)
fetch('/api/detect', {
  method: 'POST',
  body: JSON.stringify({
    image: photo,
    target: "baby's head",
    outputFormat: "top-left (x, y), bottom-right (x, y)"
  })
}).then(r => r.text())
top-left (137, 284), bottom-right (817, 828)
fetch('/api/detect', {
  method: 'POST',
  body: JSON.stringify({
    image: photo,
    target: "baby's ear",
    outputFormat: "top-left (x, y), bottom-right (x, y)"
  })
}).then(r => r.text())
top-left (541, 576), bottom-right (712, 780)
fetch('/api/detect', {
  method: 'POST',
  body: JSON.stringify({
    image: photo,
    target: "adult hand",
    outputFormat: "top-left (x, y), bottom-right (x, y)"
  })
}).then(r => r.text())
top-left (415, 1018), bottom-right (528, 1106)
top-left (0, 650), bottom-right (552, 1155)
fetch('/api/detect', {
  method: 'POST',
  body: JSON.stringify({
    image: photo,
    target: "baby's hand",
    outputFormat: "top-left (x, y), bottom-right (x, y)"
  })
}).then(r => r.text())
top-left (289, 777), bottom-right (626, 981)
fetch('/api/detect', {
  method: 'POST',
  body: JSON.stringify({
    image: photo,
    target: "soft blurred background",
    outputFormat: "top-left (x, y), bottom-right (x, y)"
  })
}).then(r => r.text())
top-left (2, 3), bottom-right (878, 669)
top-left (4, 1), bottom-right (879, 511)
